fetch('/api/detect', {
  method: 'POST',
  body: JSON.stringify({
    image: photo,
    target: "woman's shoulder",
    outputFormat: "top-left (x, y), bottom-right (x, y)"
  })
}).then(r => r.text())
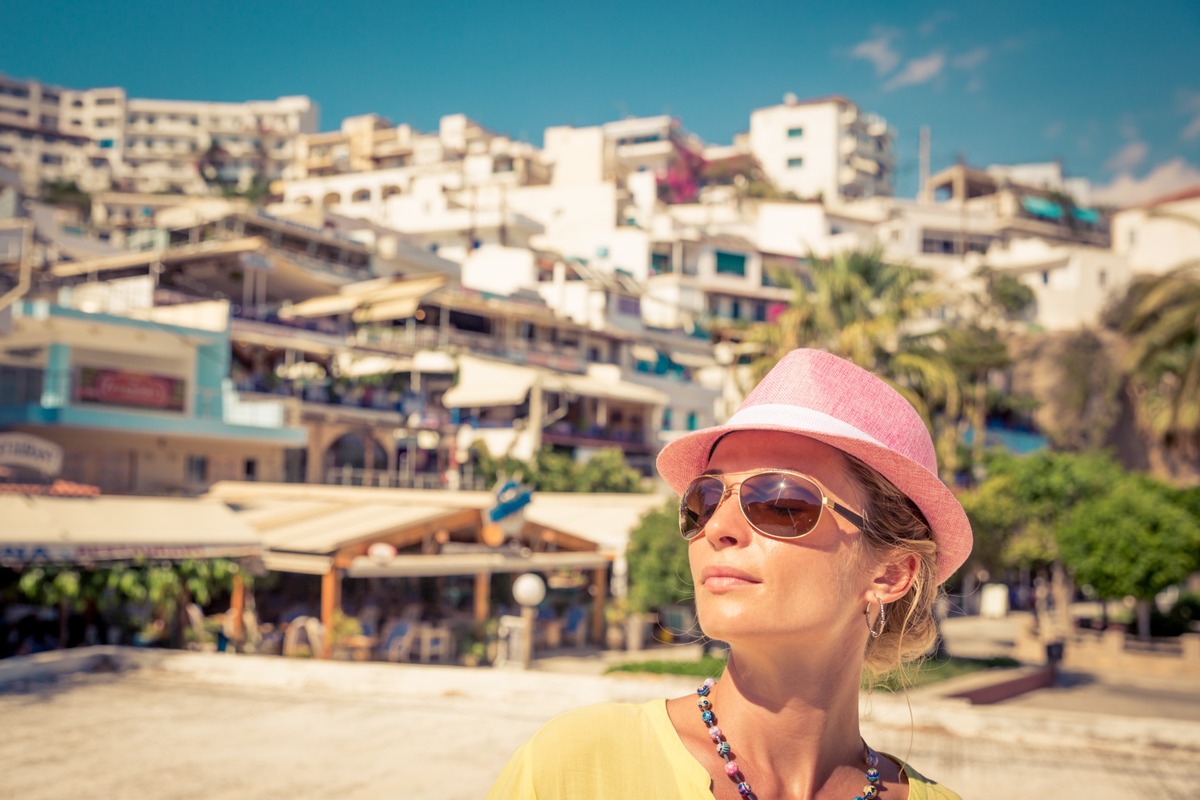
top-left (879, 753), bottom-right (962, 800)
top-left (530, 699), bottom-right (665, 749)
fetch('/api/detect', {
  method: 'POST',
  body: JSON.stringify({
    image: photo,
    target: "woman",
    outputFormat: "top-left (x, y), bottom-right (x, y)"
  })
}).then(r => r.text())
top-left (489, 349), bottom-right (970, 799)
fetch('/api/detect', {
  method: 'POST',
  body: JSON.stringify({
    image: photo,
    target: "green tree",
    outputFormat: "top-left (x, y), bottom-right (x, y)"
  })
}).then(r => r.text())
top-left (1056, 473), bottom-right (1200, 639)
top-left (472, 444), bottom-right (646, 493)
top-left (16, 559), bottom-right (246, 649)
top-left (958, 450), bottom-right (1126, 624)
top-left (626, 499), bottom-right (693, 613)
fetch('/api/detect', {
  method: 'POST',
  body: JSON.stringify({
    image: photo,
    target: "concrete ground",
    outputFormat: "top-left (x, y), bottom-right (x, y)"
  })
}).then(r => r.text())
top-left (1, 639), bottom-right (1197, 800)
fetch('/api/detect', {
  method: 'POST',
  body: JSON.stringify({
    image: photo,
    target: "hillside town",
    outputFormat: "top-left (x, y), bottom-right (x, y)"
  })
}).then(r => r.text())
top-left (1, 64), bottom-right (1199, 798)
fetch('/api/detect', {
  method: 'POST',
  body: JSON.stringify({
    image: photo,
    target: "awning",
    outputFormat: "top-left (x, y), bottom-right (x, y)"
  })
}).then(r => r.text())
top-left (0, 495), bottom-right (262, 564)
top-left (333, 353), bottom-right (412, 378)
top-left (279, 274), bottom-right (445, 321)
top-left (345, 550), bottom-right (610, 578)
top-left (669, 350), bottom-right (715, 369)
top-left (524, 493), bottom-right (669, 555)
top-left (442, 356), bottom-right (537, 408)
top-left (259, 503), bottom-right (466, 554)
top-left (49, 237), bottom-right (267, 280)
top-left (1021, 196), bottom-right (1063, 221)
top-left (631, 344), bottom-right (660, 362)
top-left (542, 372), bottom-right (668, 406)
top-left (262, 551), bottom-right (333, 575)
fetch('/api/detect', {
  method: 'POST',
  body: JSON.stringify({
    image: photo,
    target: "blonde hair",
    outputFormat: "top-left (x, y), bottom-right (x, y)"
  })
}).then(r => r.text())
top-left (843, 454), bottom-right (941, 679)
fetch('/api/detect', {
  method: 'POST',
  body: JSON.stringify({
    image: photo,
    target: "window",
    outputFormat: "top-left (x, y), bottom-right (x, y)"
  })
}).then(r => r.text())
top-left (1041, 271), bottom-right (1050, 285)
top-left (714, 250), bottom-right (747, 277)
top-left (244, 458), bottom-right (258, 480)
top-left (787, 157), bottom-right (804, 169)
top-left (662, 408), bottom-right (672, 430)
top-left (40, 154), bottom-right (62, 165)
top-left (687, 411), bottom-right (698, 431)
top-left (730, 300), bottom-right (742, 320)
top-left (787, 127), bottom-right (804, 139)
top-left (96, 96), bottom-right (117, 106)
top-left (650, 251), bottom-right (671, 275)
top-left (754, 302), bottom-right (767, 322)
top-left (185, 455), bottom-right (208, 484)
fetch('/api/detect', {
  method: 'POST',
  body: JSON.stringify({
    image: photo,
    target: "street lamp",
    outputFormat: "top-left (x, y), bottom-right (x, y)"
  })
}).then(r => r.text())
top-left (512, 572), bottom-right (546, 669)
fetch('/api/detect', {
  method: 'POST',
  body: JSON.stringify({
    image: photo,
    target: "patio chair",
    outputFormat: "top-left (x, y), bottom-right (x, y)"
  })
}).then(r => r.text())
top-left (382, 620), bottom-right (416, 662)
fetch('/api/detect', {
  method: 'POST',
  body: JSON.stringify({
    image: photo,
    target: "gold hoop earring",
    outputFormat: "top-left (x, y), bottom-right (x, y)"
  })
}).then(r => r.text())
top-left (865, 595), bottom-right (886, 639)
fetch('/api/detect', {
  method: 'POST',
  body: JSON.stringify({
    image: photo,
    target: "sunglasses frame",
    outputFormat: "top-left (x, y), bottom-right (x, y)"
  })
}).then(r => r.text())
top-left (679, 468), bottom-right (866, 541)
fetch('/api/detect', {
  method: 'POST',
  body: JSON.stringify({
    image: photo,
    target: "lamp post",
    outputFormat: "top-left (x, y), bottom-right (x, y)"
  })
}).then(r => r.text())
top-left (512, 572), bottom-right (546, 670)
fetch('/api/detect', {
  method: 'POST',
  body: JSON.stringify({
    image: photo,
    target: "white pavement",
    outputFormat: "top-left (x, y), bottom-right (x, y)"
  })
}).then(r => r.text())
top-left (0, 647), bottom-right (1196, 799)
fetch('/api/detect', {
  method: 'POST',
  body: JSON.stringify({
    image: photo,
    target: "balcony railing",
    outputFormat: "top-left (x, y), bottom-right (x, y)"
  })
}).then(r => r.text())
top-left (323, 466), bottom-right (487, 491)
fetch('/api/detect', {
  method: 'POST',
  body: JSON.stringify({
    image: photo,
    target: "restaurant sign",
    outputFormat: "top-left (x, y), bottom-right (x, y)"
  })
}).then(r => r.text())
top-left (78, 367), bottom-right (186, 412)
top-left (0, 433), bottom-right (63, 476)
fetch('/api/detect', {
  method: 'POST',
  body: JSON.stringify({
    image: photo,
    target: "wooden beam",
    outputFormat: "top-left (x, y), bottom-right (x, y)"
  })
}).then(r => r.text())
top-left (230, 573), bottom-right (246, 647)
top-left (591, 566), bottom-right (608, 646)
top-left (332, 508), bottom-right (483, 567)
top-left (474, 571), bottom-right (491, 624)
top-left (320, 568), bottom-right (341, 659)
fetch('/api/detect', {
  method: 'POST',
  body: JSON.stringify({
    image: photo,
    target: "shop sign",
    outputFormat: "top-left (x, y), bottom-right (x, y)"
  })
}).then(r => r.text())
top-left (78, 367), bottom-right (186, 412)
top-left (0, 433), bottom-right (63, 476)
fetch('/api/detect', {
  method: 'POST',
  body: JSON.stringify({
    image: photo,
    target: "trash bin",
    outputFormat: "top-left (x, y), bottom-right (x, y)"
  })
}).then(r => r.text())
top-left (1045, 640), bottom-right (1064, 665)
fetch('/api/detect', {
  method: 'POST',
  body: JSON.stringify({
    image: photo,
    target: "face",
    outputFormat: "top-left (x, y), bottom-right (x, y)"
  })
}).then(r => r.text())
top-left (686, 431), bottom-right (876, 649)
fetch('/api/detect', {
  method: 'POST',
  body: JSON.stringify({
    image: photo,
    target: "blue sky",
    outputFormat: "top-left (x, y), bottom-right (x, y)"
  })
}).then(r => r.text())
top-left (4, 1), bottom-right (1199, 202)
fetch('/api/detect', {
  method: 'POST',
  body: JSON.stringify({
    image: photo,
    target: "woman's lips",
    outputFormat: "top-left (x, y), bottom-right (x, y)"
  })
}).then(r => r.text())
top-left (700, 567), bottom-right (762, 591)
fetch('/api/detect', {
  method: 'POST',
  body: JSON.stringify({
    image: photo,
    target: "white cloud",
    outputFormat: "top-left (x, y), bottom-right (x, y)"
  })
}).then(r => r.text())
top-left (851, 32), bottom-right (901, 76)
top-left (918, 11), bottom-right (955, 37)
top-left (1044, 121), bottom-right (1064, 140)
top-left (952, 47), bottom-right (989, 70)
top-left (1180, 90), bottom-right (1200, 141)
top-left (1104, 140), bottom-right (1149, 173)
top-left (883, 53), bottom-right (945, 91)
top-left (1091, 158), bottom-right (1200, 207)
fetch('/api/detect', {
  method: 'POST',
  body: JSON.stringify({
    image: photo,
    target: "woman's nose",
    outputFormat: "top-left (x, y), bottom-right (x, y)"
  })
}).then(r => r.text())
top-left (702, 487), bottom-right (751, 548)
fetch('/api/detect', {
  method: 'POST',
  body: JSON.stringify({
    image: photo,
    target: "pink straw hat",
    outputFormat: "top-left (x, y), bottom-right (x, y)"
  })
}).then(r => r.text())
top-left (656, 348), bottom-right (972, 584)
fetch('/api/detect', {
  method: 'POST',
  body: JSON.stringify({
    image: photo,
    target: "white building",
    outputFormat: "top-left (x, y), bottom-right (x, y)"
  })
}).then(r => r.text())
top-left (983, 238), bottom-right (1131, 330)
top-left (747, 94), bottom-right (894, 202)
top-left (0, 72), bottom-right (317, 195)
top-left (1111, 186), bottom-right (1200, 275)
top-left (0, 75), bottom-right (117, 192)
top-left (985, 162), bottom-right (1092, 206)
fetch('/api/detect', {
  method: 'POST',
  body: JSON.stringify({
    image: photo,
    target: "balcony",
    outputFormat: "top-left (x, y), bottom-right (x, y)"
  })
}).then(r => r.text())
top-left (542, 420), bottom-right (650, 453)
top-left (0, 366), bottom-right (304, 444)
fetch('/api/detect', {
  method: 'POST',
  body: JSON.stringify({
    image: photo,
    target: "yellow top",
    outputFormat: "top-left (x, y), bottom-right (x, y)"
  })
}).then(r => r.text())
top-left (487, 699), bottom-right (961, 800)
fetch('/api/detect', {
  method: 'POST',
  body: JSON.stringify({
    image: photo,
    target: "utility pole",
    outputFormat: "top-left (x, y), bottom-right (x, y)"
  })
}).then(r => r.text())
top-left (918, 126), bottom-right (930, 203)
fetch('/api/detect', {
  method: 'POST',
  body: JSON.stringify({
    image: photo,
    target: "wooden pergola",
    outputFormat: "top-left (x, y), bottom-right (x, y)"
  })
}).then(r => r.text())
top-left (207, 482), bottom-right (615, 658)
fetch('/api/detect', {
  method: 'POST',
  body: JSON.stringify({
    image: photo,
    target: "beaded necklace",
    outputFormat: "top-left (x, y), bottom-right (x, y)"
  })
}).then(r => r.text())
top-left (695, 677), bottom-right (882, 800)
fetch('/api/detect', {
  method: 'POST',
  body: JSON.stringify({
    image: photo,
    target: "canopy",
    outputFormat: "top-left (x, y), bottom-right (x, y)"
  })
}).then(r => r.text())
top-left (345, 550), bottom-right (610, 578)
top-left (0, 495), bottom-right (262, 564)
top-left (442, 356), bottom-right (538, 408)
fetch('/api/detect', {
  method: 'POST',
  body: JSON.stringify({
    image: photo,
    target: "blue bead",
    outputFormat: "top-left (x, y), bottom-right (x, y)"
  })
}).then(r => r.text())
top-left (716, 741), bottom-right (730, 756)
top-left (737, 782), bottom-right (753, 797)
top-left (866, 767), bottom-right (880, 783)
top-left (700, 710), bottom-right (714, 723)
top-left (697, 684), bottom-right (710, 697)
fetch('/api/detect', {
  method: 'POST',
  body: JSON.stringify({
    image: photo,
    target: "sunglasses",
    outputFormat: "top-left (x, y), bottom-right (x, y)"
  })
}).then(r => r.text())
top-left (679, 469), bottom-right (866, 541)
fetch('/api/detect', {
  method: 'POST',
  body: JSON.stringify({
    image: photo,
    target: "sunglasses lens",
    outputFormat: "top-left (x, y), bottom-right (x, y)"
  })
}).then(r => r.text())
top-left (739, 472), bottom-right (824, 538)
top-left (680, 476), bottom-right (725, 539)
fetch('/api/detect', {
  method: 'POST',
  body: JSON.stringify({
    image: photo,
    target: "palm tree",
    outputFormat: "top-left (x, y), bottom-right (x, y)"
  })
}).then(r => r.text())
top-left (1111, 260), bottom-right (1200, 463)
top-left (746, 248), bottom-right (963, 477)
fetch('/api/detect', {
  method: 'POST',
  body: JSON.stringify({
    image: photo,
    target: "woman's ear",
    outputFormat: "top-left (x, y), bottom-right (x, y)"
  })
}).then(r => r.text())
top-left (869, 552), bottom-right (918, 604)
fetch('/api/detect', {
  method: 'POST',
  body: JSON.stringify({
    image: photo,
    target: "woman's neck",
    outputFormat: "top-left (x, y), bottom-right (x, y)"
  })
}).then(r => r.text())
top-left (707, 644), bottom-right (867, 797)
